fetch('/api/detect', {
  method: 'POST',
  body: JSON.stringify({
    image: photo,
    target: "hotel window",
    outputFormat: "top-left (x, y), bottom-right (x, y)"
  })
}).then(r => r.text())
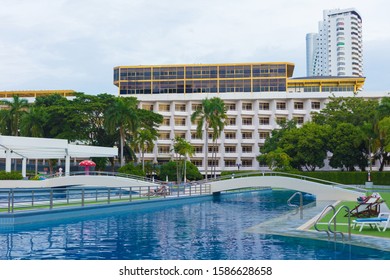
top-left (158, 146), bottom-right (170, 154)
top-left (208, 159), bottom-right (219, 167)
top-left (225, 146), bottom-right (236, 153)
top-left (242, 102), bottom-right (253, 111)
top-left (294, 102), bottom-right (304, 110)
top-left (259, 117), bottom-right (270, 125)
top-left (158, 132), bottom-right (170, 140)
top-left (226, 117), bottom-right (236, 126)
top-left (175, 104), bottom-right (186, 112)
top-left (294, 116), bottom-right (304, 125)
top-left (225, 132), bottom-right (236, 139)
top-left (224, 159), bottom-right (236, 167)
top-left (311, 101), bottom-right (321, 109)
top-left (174, 132), bottom-right (186, 138)
top-left (242, 117), bottom-right (253, 125)
top-left (259, 131), bottom-right (270, 139)
top-left (193, 146), bottom-right (203, 153)
top-left (276, 102), bottom-right (286, 110)
top-left (242, 145), bottom-right (253, 153)
top-left (192, 103), bottom-right (202, 111)
top-left (192, 159), bottom-right (203, 167)
top-left (142, 104), bottom-right (154, 111)
top-left (162, 118), bottom-right (170, 126)
top-left (225, 103), bottom-right (236, 111)
top-left (174, 118), bottom-right (186, 126)
top-left (242, 159), bottom-right (253, 167)
top-left (276, 116), bottom-right (287, 124)
top-left (242, 131), bottom-right (253, 139)
top-left (191, 131), bottom-right (202, 139)
top-left (159, 104), bottom-right (170, 112)
top-left (259, 102), bottom-right (270, 110)
top-left (208, 146), bottom-right (219, 153)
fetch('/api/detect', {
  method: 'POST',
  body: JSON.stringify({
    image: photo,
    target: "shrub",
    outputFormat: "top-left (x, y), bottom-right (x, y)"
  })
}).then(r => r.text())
top-left (0, 171), bottom-right (23, 180)
top-left (118, 163), bottom-right (145, 177)
top-left (159, 161), bottom-right (202, 182)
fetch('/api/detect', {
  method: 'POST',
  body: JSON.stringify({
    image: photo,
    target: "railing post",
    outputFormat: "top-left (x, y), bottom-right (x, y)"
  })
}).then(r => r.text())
top-left (67, 189), bottom-right (69, 204)
top-left (119, 187), bottom-right (122, 200)
top-left (81, 188), bottom-right (85, 207)
top-left (96, 189), bottom-right (98, 202)
top-left (108, 188), bottom-right (111, 204)
top-left (129, 187), bottom-right (132, 202)
top-left (189, 184), bottom-right (192, 196)
top-left (200, 184), bottom-right (202, 195)
top-left (11, 190), bottom-right (14, 213)
top-left (147, 186), bottom-right (150, 200)
top-left (50, 189), bottom-right (53, 209)
top-left (8, 190), bottom-right (11, 213)
top-left (32, 190), bottom-right (35, 207)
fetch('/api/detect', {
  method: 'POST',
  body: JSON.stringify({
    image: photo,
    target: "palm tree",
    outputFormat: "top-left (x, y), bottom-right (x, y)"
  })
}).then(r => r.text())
top-left (104, 97), bottom-right (139, 167)
top-left (0, 95), bottom-right (29, 136)
top-left (133, 128), bottom-right (158, 171)
top-left (191, 97), bottom-right (226, 180)
top-left (20, 107), bottom-right (47, 137)
top-left (173, 137), bottom-right (195, 183)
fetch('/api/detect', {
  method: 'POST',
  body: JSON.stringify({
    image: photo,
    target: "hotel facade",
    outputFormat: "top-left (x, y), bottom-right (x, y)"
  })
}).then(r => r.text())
top-left (112, 62), bottom-right (389, 174)
top-left (306, 8), bottom-right (363, 77)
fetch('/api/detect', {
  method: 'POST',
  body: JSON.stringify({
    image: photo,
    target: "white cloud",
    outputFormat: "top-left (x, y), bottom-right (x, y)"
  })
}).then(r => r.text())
top-left (0, 0), bottom-right (389, 93)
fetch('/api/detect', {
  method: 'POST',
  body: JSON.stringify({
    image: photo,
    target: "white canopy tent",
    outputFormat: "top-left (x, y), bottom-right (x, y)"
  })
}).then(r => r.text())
top-left (0, 135), bottom-right (118, 177)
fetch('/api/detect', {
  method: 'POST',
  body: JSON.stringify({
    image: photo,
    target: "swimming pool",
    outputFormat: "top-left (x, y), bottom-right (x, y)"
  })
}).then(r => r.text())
top-left (0, 189), bottom-right (389, 260)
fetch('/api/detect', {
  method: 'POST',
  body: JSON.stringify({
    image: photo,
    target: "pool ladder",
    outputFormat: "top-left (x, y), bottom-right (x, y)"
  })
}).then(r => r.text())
top-left (314, 204), bottom-right (351, 242)
top-left (287, 192), bottom-right (303, 219)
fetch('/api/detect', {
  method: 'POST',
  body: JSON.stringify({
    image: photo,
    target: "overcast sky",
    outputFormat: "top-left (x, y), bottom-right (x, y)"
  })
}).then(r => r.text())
top-left (1, 0), bottom-right (389, 94)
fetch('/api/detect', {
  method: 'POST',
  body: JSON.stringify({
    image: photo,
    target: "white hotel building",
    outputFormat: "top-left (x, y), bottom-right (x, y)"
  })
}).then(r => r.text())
top-left (307, 8), bottom-right (363, 77)
top-left (111, 62), bottom-right (389, 175)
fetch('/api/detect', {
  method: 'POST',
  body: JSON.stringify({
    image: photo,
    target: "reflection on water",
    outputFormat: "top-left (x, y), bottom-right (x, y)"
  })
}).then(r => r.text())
top-left (0, 190), bottom-right (389, 260)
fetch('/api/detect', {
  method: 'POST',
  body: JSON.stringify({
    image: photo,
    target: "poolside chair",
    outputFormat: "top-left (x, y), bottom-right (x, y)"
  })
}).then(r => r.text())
top-left (347, 196), bottom-right (384, 218)
top-left (352, 212), bottom-right (390, 232)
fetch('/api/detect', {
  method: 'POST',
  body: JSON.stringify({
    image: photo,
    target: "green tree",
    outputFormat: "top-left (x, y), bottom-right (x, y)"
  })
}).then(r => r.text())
top-left (378, 117), bottom-right (390, 152)
top-left (313, 96), bottom-right (379, 171)
top-left (257, 148), bottom-right (292, 171)
top-left (20, 107), bottom-right (47, 137)
top-left (173, 137), bottom-right (195, 183)
top-left (104, 97), bottom-right (139, 167)
top-left (0, 95), bottom-right (29, 136)
top-left (328, 123), bottom-right (365, 171)
top-left (191, 97), bottom-right (226, 180)
top-left (133, 128), bottom-right (158, 172)
top-left (280, 122), bottom-right (330, 171)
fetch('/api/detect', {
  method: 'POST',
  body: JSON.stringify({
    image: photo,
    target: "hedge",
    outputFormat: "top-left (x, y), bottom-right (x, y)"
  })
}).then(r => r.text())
top-left (0, 171), bottom-right (24, 180)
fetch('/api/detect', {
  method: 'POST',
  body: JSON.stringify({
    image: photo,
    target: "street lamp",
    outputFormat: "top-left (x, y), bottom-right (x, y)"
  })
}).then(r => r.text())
top-left (368, 137), bottom-right (373, 182)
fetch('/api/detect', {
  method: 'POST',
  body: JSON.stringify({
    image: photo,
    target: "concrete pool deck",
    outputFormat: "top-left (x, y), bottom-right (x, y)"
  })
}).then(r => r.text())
top-left (246, 200), bottom-right (390, 252)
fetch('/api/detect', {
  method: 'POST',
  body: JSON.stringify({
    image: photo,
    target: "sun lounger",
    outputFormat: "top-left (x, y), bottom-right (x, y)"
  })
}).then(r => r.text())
top-left (347, 196), bottom-right (384, 217)
top-left (352, 212), bottom-right (390, 232)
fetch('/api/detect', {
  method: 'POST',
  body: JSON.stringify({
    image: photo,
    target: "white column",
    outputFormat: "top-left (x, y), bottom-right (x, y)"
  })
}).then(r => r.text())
top-left (22, 158), bottom-right (27, 178)
top-left (5, 149), bottom-right (11, 172)
top-left (65, 155), bottom-right (70, 176)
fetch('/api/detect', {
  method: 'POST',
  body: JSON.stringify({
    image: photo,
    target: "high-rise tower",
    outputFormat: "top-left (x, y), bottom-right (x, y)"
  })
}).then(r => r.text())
top-left (306, 8), bottom-right (363, 77)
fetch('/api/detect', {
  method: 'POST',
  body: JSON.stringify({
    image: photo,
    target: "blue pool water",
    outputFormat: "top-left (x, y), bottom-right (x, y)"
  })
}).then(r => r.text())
top-left (0, 190), bottom-right (389, 260)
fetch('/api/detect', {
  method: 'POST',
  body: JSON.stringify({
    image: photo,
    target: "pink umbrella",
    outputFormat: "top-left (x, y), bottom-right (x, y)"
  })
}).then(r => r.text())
top-left (79, 160), bottom-right (96, 175)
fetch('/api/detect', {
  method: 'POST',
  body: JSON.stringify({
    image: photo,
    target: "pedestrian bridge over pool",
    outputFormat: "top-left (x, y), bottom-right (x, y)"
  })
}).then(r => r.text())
top-left (0, 171), bottom-right (365, 202)
top-left (208, 173), bottom-right (365, 201)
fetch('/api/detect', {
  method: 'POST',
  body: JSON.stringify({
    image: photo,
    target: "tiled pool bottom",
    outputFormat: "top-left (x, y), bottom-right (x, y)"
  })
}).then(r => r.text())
top-left (247, 199), bottom-right (390, 253)
top-left (1, 190), bottom-right (390, 260)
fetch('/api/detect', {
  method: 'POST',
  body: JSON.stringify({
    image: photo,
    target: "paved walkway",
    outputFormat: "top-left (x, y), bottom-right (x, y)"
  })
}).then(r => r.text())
top-left (246, 200), bottom-right (390, 252)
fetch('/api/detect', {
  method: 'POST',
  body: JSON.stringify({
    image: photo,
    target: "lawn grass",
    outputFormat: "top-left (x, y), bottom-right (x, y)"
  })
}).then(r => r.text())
top-left (312, 191), bottom-right (390, 238)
